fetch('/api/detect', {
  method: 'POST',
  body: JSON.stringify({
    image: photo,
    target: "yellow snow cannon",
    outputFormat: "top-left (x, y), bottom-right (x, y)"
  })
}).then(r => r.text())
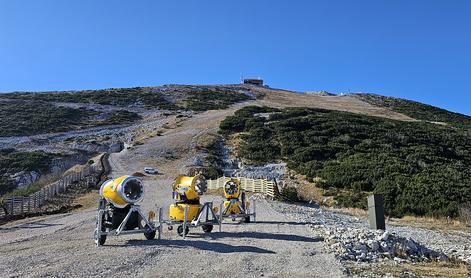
top-left (94, 176), bottom-right (162, 246)
top-left (169, 175), bottom-right (205, 221)
top-left (167, 174), bottom-right (220, 237)
top-left (100, 175), bottom-right (144, 207)
top-left (220, 178), bottom-right (255, 223)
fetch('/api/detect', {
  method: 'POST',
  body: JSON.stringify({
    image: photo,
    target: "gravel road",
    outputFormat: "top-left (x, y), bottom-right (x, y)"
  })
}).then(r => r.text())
top-left (0, 104), bottom-right (344, 278)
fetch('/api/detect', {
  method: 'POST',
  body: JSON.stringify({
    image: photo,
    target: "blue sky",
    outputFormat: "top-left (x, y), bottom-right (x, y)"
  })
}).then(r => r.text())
top-left (1, 1), bottom-right (470, 115)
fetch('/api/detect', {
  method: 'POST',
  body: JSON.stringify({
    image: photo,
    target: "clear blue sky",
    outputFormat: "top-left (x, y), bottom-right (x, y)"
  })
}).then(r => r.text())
top-left (1, 1), bottom-right (470, 115)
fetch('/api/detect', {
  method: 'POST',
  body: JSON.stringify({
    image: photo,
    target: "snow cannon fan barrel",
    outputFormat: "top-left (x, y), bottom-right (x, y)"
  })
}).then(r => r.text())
top-left (172, 174), bottom-right (207, 202)
top-left (224, 178), bottom-right (241, 199)
top-left (169, 174), bottom-right (207, 222)
top-left (100, 176), bottom-right (144, 208)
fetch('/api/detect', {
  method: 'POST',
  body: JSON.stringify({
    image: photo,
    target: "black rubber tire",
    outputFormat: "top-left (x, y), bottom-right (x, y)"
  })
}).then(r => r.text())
top-left (94, 228), bottom-right (107, 246)
top-left (177, 225), bottom-right (189, 237)
top-left (202, 224), bottom-right (213, 233)
top-left (144, 230), bottom-right (156, 240)
top-left (244, 216), bottom-right (251, 223)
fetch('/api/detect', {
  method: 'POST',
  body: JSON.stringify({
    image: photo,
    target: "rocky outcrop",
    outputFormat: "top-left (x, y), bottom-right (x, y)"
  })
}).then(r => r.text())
top-left (9, 171), bottom-right (40, 188)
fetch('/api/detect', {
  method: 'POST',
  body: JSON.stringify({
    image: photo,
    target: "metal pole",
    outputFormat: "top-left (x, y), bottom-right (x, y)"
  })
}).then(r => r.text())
top-left (253, 199), bottom-right (256, 222)
top-left (206, 202), bottom-right (210, 222)
top-left (219, 202), bottom-right (223, 232)
top-left (97, 209), bottom-right (103, 247)
top-left (183, 205), bottom-right (188, 240)
top-left (158, 207), bottom-right (163, 240)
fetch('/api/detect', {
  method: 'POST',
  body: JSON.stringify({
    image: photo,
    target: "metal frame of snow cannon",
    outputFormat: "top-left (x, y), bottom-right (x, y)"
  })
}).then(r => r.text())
top-left (164, 201), bottom-right (221, 239)
top-left (218, 195), bottom-right (256, 224)
top-left (218, 178), bottom-right (257, 224)
top-left (94, 199), bottom-right (164, 247)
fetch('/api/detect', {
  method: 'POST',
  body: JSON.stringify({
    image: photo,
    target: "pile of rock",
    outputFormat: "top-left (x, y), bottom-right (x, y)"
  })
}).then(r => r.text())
top-left (268, 201), bottom-right (463, 264)
top-left (226, 162), bottom-right (286, 180)
top-left (315, 226), bottom-right (448, 263)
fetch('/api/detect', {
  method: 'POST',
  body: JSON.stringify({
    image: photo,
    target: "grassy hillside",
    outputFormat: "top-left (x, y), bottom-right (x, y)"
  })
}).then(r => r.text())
top-left (0, 86), bottom-right (254, 112)
top-left (0, 86), bottom-right (254, 137)
top-left (185, 90), bottom-right (251, 111)
top-left (356, 94), bottom-right (471, 128)
top-left (0, 100), bottom-right (141, 137)
top-left (2, 87), bottom-right (177, 110)
top-left (220, 106), bottom-right (471, 217)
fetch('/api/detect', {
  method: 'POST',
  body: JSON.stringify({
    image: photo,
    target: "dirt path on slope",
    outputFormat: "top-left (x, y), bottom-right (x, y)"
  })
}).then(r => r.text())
top-left (251, 87), bottom-right (415, 121)
top-left (0, 103), bottom-right (344, 278)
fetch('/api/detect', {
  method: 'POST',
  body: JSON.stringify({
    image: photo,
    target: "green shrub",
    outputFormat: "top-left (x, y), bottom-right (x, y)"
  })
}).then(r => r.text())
top-left (2, 87), bottom-right (176, 110)
top-left (185, 90), bottom-right (252, 111)
top-left (356, 93), bottom-right (471, 128)
top-left (99, 110), bottom-right (142, 125)
top-left (281, 186), bottom-right (300, 202)
top-left (220, 106), bottom-right (471, 217)
top-left (0, 100), bottom-right (143, 136)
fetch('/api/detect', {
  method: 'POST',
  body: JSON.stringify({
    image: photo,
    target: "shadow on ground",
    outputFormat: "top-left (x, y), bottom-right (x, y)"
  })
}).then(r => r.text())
top-left (0, 221), bottom-right (63, 231)
top-left (207, 231), bottom-right (323, 242)
top-left (125, 239), bottom-right (276, 254)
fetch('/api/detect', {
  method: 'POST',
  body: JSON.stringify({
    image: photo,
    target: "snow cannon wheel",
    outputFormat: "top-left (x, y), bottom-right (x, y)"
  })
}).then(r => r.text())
top-left (144, 225), bottom-right (156, 240)
top-left (202, 224), bottom-right (213, 233)
top-left (177, 225), bottom-right (189, 237)
top-left (94, 228), bottom-right (107, 246)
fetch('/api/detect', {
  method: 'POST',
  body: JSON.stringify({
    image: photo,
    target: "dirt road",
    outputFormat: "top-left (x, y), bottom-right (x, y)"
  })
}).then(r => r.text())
top-left (0, 103), bottom-right (344, 277)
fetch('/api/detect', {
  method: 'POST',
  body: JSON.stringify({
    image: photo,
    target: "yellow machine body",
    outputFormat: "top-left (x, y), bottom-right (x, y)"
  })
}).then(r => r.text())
top-left (223, 178), bottom-right (250, 215)
top-left (169, 175), bottom-right (207, 221)
top-left (223, 178), bottom-right (241, 199)
top-left (172, 175), bottom-right (201, 202)
top-left (223, 200), bottom-right (250, 215)
top-left (100, 176), bottom-right (130, 208)
top-left (169, 203), bottom-right (200, 221)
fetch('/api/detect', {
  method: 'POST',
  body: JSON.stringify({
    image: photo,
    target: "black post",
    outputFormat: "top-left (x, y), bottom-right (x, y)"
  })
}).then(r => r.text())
top-left (368, 194), bottom-right (386, 230)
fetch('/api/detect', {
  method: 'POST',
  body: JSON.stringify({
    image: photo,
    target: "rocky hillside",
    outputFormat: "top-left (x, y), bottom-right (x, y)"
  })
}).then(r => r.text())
top-left (0, 85), bottom-right (259, 195)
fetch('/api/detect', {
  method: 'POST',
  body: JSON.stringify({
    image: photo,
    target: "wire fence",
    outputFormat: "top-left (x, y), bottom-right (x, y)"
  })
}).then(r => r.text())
top-left (0, 156), bottom-right (106, 219)
top-left (207, 176), bottom-right (280, 198)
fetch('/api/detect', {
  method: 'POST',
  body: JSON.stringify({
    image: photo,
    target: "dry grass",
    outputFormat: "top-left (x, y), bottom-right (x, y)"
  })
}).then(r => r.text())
top-left (282, 170), bottom-right (335, 206)
top-left (132, 171), bottom-right (146, 177)
top-left (388, 215), bottom-right (471, 233)
top-left (225, 133), bottom-right (245, 159)
top-left (72, 190), bottom-right (99, 211)
top-left (348, 261), bottom-right (471, 278)
top-left (325, 206), bottom-right (368, 219)
top-left (251, 86), bottom-right (416, 121)
top-left (459, 206), bottom-right (471, 226)
top-left (195, 132), bottom-right (221, 150)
